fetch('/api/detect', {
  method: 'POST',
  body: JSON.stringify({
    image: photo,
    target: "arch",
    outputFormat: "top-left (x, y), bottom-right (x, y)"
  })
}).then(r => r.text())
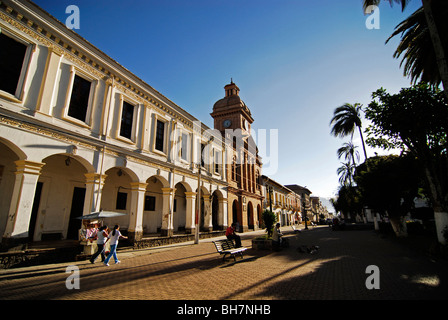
top-left (147, 174), bottom-right (170, 188)
top-left (211, 190), bottom-right (223, 230)
top-left (0, 137), bottom-right (27, 160)
top-left (232, 199), bottom-right (241, 232)
top-left (39, 153), bottom-right (89, 240)
top-left (247, 201), bottom-right (254, 230)
top-left (99, 166), bottom-right (137, 230)
top-left (143, 175), bottom-right (166, 234)
top-left (173, 182), bottom-right (188, 232)
top-left (0, 139), bottom-right (28, 238)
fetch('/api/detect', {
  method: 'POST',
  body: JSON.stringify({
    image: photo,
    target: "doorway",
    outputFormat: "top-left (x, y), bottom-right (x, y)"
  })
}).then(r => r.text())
top-left (67, 187), bottom-right (86, 240)
top-left (29, 182), bottom-right (43, 241)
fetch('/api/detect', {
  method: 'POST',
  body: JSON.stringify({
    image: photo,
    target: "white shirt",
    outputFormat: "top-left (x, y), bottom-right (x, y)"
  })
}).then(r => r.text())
top-left (108, 230), bottom-right (122, 245)
top-left (97, 230), bottom-right (108, 244)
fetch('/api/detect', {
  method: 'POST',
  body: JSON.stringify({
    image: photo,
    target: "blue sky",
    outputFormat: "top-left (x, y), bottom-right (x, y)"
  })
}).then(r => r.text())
top-left (33, 0), bottom-right (421, 205)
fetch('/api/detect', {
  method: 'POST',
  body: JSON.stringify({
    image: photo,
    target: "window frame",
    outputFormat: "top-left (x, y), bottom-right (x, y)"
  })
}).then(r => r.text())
top-left (0, 28), bottom-right (34, 102)
top-left (151, 114), bottom-right (169, 156)
top-left (115, 94), bottom-right (139, 144)
top-left (63, 66), bottom-right (97, 128)
top-left (180, 131), bottom-right (190, 163)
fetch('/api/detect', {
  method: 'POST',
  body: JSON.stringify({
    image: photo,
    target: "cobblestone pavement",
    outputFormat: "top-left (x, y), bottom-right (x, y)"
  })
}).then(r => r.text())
top-left (1, 226), bottom-right (447, 302)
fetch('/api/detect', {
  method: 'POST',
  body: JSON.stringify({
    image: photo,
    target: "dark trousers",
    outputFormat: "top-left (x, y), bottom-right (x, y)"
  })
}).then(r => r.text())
top-left (90, 243), bottom-right (106, 262)
top-left (226, 234), bottom-right (241, 248)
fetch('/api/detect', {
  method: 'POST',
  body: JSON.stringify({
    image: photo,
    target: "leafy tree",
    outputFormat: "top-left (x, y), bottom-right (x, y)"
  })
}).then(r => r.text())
top-left (355, 155), bottom-right (421, 237)
top-left (262, 210), bottom-right (277, 238)
top-left (365, 83), bottom-right (448, 243)
top-left (333, 185), bottom-right (363, 222)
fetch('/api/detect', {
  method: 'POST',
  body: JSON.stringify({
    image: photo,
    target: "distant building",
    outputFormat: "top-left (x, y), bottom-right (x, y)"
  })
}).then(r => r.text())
top-left (262, 176), bottom-right (301, 226)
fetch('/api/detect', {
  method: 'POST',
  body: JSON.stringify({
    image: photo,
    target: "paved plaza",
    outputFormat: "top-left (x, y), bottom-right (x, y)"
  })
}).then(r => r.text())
top-left (1, 226), bottom-right (447, 305)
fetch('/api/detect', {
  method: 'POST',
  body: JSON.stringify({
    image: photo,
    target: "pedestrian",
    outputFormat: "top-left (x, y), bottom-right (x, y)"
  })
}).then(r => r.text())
top-left (104, 225), bottom-right (128, 266)
top-left (272, 223), bottom-right (283, 249)
top-left (89, 225), bottom-right (109, 264)
top-left (226, 222), bottom-right (241, 248)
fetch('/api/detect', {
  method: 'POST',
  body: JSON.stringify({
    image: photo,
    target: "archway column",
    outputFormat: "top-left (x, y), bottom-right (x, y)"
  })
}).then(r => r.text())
top-left (161, 187), bottom-right (175, 236)
top-left (2, 160), bottom-right (45, 247)
top-left (202, 195), bottom-right (212, 232)
top-left (219, 198), bottom-right (228, 229)
top-left (84, 173), bottom-right (107, 214)
top-left (184, 191), bottom-right (196, 234)
top-left (128, 182), bottom-right (148, 242)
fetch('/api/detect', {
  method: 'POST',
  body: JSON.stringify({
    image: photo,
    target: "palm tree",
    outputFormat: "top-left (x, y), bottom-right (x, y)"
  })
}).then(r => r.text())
top-left (337, 162), bottom-right (356, 187)
top-left (362, 0), bottom-right (448, 97)
top-left (385, 5), bottom-right (448, 88)
top-left (330, 103), bottom-right (368, 161)
top-left (337, 141), bottom-right (360, 166)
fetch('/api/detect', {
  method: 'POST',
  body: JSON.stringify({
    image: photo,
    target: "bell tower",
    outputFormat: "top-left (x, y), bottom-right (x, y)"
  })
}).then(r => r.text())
top-left (210, 80), bottom-right (254, 135)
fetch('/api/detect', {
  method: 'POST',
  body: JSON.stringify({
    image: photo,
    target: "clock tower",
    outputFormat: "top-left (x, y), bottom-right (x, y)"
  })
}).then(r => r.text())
top-left (210, 81), bottom-right (263, 233)
top-left (210, 80), bottom-right (254, 135)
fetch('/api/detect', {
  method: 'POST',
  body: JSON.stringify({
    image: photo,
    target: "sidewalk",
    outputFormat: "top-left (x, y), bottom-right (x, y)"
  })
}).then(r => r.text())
top-left (1, 225), bottom-right (447, 300)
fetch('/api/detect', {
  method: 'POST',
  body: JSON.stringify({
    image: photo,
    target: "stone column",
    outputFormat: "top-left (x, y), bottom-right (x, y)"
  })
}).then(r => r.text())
top-left (83, 173), bottom-right (107, 214)
top-left (2, 160), bottom-right (45, 247)
top-left (128, 182), bottom-right (148, 243)
top-left (219, 198), bottom-right (228, 229)
top-left (203, 195), bottom-right (212, 232)
top-left (184, 191), bottom-right (196, 234)
top-left (161, 187), bottom-right (175, 236)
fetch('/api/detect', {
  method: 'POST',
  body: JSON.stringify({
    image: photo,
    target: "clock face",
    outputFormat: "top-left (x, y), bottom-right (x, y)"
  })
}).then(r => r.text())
top-left (223, 119), bottom-right (232, 128)
top-left (243, 119), bottom-right (248, 130)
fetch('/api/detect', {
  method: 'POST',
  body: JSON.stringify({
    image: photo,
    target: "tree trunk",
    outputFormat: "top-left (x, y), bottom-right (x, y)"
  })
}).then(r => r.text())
top-left (423, 164), bottom-right (448, 244)
top-left (434, 211), bottom-right (448, 245)
top-left (389, 216), bottom-right (408, 237)
top-left (358, 125), bottom-right (368, 161)
top-left (421, 0), bottom-right (448, 98)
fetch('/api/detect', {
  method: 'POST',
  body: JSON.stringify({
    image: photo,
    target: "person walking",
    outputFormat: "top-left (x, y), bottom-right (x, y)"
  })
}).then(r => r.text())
top-left (89, 225), bottom-right (109, 264)
top-left (104, 225), bottom-right (127, 266)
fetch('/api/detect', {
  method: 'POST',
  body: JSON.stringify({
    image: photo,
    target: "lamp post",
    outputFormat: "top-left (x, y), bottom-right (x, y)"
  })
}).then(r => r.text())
top-left (194, 136), bottom-right (214, 245)
top-left (194, 163), bottom-right (201, 244)
top-left (268, 185), bottom-right (273, 213)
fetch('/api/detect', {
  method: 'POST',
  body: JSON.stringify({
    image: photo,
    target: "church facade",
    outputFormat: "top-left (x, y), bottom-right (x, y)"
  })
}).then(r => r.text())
top-left (210, 82), bottom-right (264, 232)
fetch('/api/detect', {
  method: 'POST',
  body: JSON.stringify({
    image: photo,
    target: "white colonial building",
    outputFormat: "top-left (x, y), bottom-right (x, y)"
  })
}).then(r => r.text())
top-left (0, 0), bottom-right (230, 248)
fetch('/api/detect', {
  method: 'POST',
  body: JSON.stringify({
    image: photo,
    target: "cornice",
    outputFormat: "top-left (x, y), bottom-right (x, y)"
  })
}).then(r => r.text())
top-left (0, 0), bottom-right (196, 129)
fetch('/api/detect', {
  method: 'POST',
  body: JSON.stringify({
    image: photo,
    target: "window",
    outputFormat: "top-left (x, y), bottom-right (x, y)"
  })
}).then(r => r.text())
top-left (155, 120), bottom-right (165, 152)
top-left (120, 101), bottom-right (134, 139)
top-left (200, 143), bottom-right (206, 167)
top-left (116, 191), bottom-right (127, 210)
top-left (144, 195), bottom-right (156, 211)
top-left (181, 133), bottom-right (188, 161)
top-left (214, 150), bottom-right (220, 174)
top-left (232, 157), bottom-right (237, 181)
top-left (0, 33), bottom-right (28, 97)
top-left (68, 75), bottom-right (91, 122)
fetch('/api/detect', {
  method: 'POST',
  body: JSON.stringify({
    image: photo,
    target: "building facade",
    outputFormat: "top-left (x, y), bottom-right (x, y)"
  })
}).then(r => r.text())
top-left (262, 176), bottom-right (301, 226)
top-left (0, 0), bottom-right (231, 248)
top-left (210, 81), bottom-right (263, 232)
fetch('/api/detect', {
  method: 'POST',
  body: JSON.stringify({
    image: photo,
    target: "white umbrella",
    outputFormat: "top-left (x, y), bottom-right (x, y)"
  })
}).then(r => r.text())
top-left (76, 211), bottom-right (127, 220)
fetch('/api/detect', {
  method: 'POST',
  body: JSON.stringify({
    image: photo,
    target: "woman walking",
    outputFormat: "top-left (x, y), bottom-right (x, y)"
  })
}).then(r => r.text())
top-left (104, 225), bottom-right (128, 266)
top-left (89, 225), bottom-right (109, 263)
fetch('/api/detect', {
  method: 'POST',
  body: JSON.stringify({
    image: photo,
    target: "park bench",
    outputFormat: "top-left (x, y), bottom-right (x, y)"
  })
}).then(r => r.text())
top-left (213, 239), bottom-right (247, 261)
